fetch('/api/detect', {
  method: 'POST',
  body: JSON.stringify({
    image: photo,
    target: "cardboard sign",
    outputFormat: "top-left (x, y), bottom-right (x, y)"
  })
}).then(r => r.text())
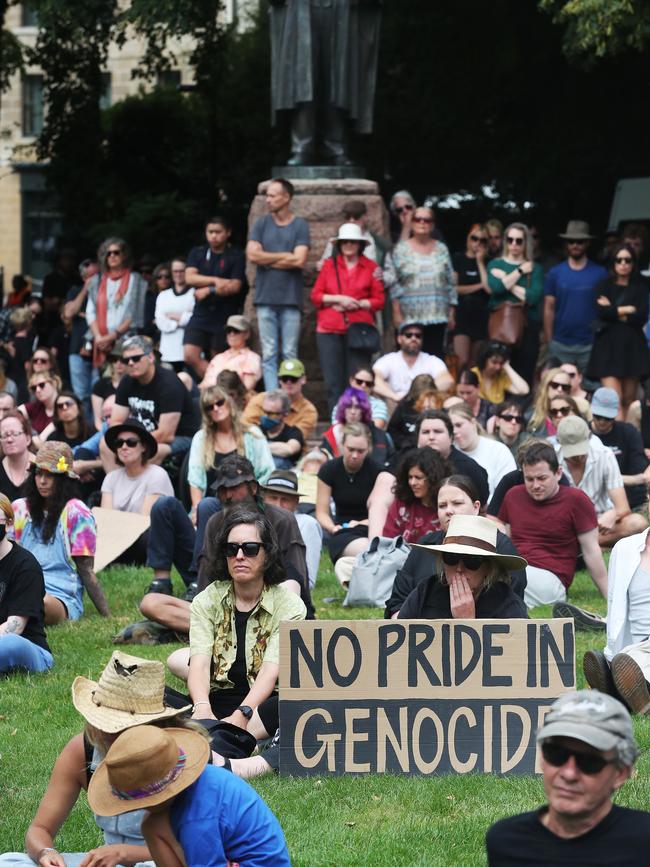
top-left (92, 507), bottom-right (150, 572)
top-left (279, 619), bottom-right (575, 776)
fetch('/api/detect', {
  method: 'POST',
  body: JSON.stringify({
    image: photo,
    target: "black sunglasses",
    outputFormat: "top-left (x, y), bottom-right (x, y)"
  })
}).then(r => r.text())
top-left (442, 552), bottom-right (487, 571)
top-left (56, 400), bottom-right (75, 410)
top-left (353, 377), bottom-right (374, 387)
top-left (592, 414), bottom-right (613, 422)
top-left (541, 742), bottom-right (614, 775)
top-left (395, 205), bottom-right (414, 214)
top-left (402, 331), bottom-right (423, 340)
top-left (279, 375), bottom-right (299, 383)
top-left (121, 353), bottom-right (147, 365)
top-left (499, 413), bottom-right (523, 424)
top-left (205, 398), bottom-right (227, 410)
top-left (549, 381), bottom-right (571, 393)
top-left (116, 437), bottom-right (140, 448)
top-left (550, 406), bottom-right (571, 418)
top-left (225, 327), bottom-right (245, 335)
top-left (506, 236), bottom-right (524, 245)
top-left (224, 541), bottom-right (266, 558)
top-left (615, 256), bottom-right (633, 264)
top-left (413, 216), bottom-right (433, 224)
top-left (470, 234), bottom-right (487, 244)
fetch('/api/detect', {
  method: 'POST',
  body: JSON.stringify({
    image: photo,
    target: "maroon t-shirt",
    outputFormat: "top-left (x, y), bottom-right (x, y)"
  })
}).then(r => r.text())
top-left (498, 485), bottom-right (597, 588)
top-left (23, 400), bottom-right (53, 434)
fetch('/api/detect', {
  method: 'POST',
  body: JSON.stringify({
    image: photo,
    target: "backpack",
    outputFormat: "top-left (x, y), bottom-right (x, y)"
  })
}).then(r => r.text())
top-left (343, 535), bottom-right (410, 608)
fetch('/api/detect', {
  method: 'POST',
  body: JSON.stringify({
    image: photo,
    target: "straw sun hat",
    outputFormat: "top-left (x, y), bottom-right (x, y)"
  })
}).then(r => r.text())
top-left (87, 725), bottom-right (210, 816)
top-left (72, 651), bottom-right (191, 733)
top-left (412, 514), bottom-right (527, 572)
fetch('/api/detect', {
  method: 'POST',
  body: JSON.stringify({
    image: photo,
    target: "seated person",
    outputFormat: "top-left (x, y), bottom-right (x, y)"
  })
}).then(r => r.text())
top-left (382, 447), bottom-right (446, 542)
top-left (260, 389), bottom-right (304, 469)
top-left (448, 402), bottom-right (516, 499)
top-left (372, 322), bottom-right (454, 403)
top-left (321, 386), bottom-right (393, 468)
top-left (398, 514), bottom-right (528, 620)
top-left (0, 494), bottom-right (52, 675)
top-left (0, 411), bottom-right (34, 502)
top-left (455, 367), bottom-right (496, 430)
top-left (199, 314), bottom-right (262, 393)
top-left (471, 340), bottom-right (529, 405)
top-left (331, 366), bottom-right (389, 430)
top-left (386, 374), bottom-right (439, 453)
top-left (101, 418), bottom-right (174, 564)
top-left (296, 448), bottom-right (328, 516)
top-left (43, 392), bottom-right (91, 449)
top-left (9, 442), bottom-right (110, 624)
top-left (243, 358), bottom-right (317, 442)
top-left (489, 400), bottom-right (528, 457)
top-left (486, 691), bottom-right (649, 865)
top-left (385, 474), bottom-right (526, 618)
top-left (556, 415), bottom-right (646, 548)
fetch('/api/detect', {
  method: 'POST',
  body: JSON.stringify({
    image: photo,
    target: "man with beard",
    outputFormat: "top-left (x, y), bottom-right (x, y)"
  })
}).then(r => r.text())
top-left (372, 321), bottom-right (453, 403)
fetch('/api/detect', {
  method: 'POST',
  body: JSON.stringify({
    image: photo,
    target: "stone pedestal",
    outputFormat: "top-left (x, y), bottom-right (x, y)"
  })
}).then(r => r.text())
top-left (246, 178), bottom-right (389, 417)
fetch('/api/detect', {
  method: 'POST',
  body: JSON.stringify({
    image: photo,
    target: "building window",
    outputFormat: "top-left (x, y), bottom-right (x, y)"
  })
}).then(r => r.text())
top-left (157, 69), bottom-right (181, 90)
top-left (100, 73), bottom-right (112, 111)
top-left (22, 75), bottom-right (44, 137)
top-left (21, 2), bottom-right (39, 26)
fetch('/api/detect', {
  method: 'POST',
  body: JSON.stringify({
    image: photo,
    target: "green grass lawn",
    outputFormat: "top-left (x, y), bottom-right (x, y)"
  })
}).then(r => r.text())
top-left (1, 557), bottom-right (650, 866)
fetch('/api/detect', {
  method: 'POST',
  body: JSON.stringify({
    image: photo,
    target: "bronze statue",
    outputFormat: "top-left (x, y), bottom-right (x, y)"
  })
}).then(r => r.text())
top-left (269, 0), bottom-right (382, 167)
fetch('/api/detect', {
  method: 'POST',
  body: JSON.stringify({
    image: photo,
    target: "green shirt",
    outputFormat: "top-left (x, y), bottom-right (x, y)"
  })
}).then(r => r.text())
top-left (190, 581), bottom-right (306, 691)
top-left (487, 257), bottom-right (544, 323)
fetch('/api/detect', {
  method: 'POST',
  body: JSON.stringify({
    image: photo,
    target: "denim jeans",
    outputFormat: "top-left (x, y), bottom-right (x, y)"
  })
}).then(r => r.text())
top-left (0, 634), bottom-right (54, 674)
top-left (68, 353), bottom-right (98, 421)
top-left (146, 496), bottom-right (196, 586)
top-left (193, 496), bottom-right (223, 575)
top-left (256, 305), bottom-right (302, 389)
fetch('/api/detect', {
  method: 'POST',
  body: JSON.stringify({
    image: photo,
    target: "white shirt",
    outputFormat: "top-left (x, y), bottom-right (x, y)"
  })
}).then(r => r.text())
top-left (373, 351), bottom-right (449, 399)
top-left (296, 512), bottom-right (323, 589)
top-left (154, 288), bottom-right (195, 362)
top-left (605, 529), bottom-right (650, 660)
top-left (627, 565), bottom-right (650, 645)
top-left (458, 436), bottom-right (516, 499)
top-left (556, 438), bottom-right (622, 515)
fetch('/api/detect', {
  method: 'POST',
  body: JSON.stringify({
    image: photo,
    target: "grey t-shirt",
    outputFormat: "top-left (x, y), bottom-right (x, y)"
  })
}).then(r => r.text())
top-left (249, 214), bottom-right (310, 308)
top-left (101, 464), bottom-right (174, 514)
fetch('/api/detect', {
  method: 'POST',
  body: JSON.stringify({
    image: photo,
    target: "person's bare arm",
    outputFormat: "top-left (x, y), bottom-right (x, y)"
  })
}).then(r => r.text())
top-left (185, 267), bottom-right (241, 299)
top-left (434, 369), bottom-right (454, 393)
top-left (503, 361), bottom-right (529, 396)
top-left (141, 811), bottom-right (185, 867)
top-left (607, 486), bottom-right (632, 522)
top-left (270, 244), bottom-right (309, 270)
top-left (73, 556), bottom-right (110, 616)
top-left (188, 653), bottom-right (216, 720)
top-left (153, 412), bottom-right (180, 444)
top-left (316, 479), bottom-right (339, 535)
top-left (267, 438), bottom-right (302, 458)
top-left (221, 661), bottom-right (279, 732)
top-left (62, 285), bottom-right (88, 322)
top-left (141, 493), bottom-right (162, 517)
top-left (246, 240), bottom-right (309, 270)
top-left (543, 295), bottom-right (555, 343)
top-left (372, 369), bottom-right (399, 402)
top-left (108, 404), bottom-right (129, 427)
top-left (0, 614), bottom-right (27, 637)
top-left (578, 528), bottom-right (608, 596)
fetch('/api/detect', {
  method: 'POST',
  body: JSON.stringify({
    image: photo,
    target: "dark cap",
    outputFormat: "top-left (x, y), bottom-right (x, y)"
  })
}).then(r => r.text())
top-left (210, 454), bottom-right (256, 493)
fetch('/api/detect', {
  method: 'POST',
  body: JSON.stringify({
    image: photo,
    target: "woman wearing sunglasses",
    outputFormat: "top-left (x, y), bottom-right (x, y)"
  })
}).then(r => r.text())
top-left (385, 206), bottom-right (456, 358)
top-left (102, 418), bottom-right (174, 564)
top-left (18, 373), bottom-right (62, 445)
top-left (398, 514), bottom-right (528, 620)
top-left (487, 222), bottom-right (544, 385)
top-left (492, 400), bottom-right (529, 457)
top-left (527, 367), bottom-right (574, 437)
top-left (586, 242), bottom-right (650, 417)
top-left (187, 504), bottom-right (305, 735)
top-left (43, 391), bottom-right (90, 449)
top-left (452, 223), bottom-right (490, 369)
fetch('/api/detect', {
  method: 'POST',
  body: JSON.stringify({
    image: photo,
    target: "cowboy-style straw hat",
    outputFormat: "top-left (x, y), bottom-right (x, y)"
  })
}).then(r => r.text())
top-left (412, 514), bottom-right (527, 571)
top-left (72, 651), bottom-right (191, 733)
top-left (558, 220), bottom-right (594, 240)
top-left (87, 725), bottom-right (210, 816)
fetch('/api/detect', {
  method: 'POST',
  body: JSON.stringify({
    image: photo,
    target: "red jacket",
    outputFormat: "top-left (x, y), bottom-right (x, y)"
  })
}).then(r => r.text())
top-left (311, 255), bottom-right (385, 334)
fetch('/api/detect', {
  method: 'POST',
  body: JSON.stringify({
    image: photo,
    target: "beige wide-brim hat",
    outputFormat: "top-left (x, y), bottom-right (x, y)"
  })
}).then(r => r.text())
top-left (88, 725), bottom-right (210, 816)
top-left (331, 222), bottom-right (370, 247)
top-left (558, 220), bottom-right (594, 240)
top-left (72, 651), bottom-right (191, 734)
top-left (412, 514), bottom-right (527, 572)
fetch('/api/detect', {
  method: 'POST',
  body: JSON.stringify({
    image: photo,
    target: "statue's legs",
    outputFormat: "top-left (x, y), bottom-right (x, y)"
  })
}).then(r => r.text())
top-left (288, 103), bottom-right (317, 166)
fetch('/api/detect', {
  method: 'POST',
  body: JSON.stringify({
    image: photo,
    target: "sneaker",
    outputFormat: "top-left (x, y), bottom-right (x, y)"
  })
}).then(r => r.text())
top-left (553, 601), bottom-right (606, 632)
top-left (182, 582), bottom-right (199, 602)
top-left (145, 579), bottom-right (174, 596)
top-left (611, 653), bottom-right (650, 715)
top-left (583, 650), bottom-right (615, 695)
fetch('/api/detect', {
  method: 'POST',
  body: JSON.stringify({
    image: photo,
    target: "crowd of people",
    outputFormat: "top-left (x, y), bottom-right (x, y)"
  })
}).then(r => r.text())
top-left (3, 182), bottom-right (650, 863)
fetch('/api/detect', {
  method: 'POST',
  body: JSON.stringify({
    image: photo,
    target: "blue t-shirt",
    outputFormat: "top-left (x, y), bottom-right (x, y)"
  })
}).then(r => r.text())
top-left (170, 765), bottom-right (291, 867)
top-left (544, 259), bottom-right (607, 345)
top-left (249, 214), bottom-right (310, 309)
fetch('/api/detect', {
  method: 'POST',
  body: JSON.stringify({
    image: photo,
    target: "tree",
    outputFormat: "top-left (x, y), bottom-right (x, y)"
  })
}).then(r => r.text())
top-left (540, 0), bottom-right (650, 59)
top-left (0, 0), bottom-right (24, 96)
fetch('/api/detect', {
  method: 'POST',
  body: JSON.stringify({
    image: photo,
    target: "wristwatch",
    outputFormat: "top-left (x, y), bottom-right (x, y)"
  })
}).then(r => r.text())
top-left (237, 705), bottom-right (253, 720)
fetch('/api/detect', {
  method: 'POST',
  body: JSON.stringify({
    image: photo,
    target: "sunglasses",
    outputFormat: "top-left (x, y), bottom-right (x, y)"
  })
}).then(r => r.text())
top-left (442, 552), bottom-right (486, 571)
top-left (32, 357), bottom-right (49, 364)
top-left (499, 413), bottom-right (523, 423)
top-left (121, 353), bottom-right (146, 365)
top-left (413, 216), bottom-right (433, 224)
top-left (106, 249), bottom-right (122, 256)
top-left (550, 406), bottom-right (571, 418)
top-left (353, 377), bottom-right (373, 387)
top-left (615, 256), bottom-right (633, 264)
top-left (224, 541), bottom-right (266, 558)
top-left (279, 375), bottom-right (299, 383)
top-left (205, 398), bottom-right (227, 410)
top-left (156, 273), bottom-right (171, 280)
top-left (470, 235), bottom-right (487, 244)
top-left (32, 381), bottom-right (51, 391)
top-left (116, 437), bottom-right (140, 448)
top-left (395, 205), bottom-right (414, 214)
top-left (567, 239), bottom-right (588, 245)
top-left (506, 236), bottom-right (524, 245)
top-left (549, 381), bottom-right (571, 393)
top-left (402, 332), bottom-right (423, 340)
top-left (56, 400), bottom-right (75, 410)
top-left (541, 742), bottom-right (614, 775)
top-left (592, 414), bottom-right (613, 422)
top-left (225, 327), bottom-right (245, 335)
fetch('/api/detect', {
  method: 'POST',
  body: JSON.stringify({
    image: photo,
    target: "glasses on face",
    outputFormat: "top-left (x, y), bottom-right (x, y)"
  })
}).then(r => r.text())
top-left (413, 216), bottom-right (433, 224)
top-left (499, 413), bottom-right (523, 424)
top-left (106, 249), bottom-right (122, 257)
top-left (279, 376), bottom-right (299, 384)
top-left (550, 405), bottom-right (571, 418)
top-left (156, 273), bottom-right (171, 281)
top-left (615, 256), bottom-right (633, 265)
top-left (395, 205), bottom-right (414, 214)
top-left (225, 328), bottom-right (244, 336)
top-left (0, 430), bottom-right (24, 441)
top-left (32, 356), bottom-right (49, 365)
top-left (442, 552), bottom-right (486, 571)
top-left (121, 353), bottom-right (146, 365)
top-left (32, 381), bottom-right (51, 392)
top-left (224, 541), bottom-right (266, 558)
top-left (567, 240), bottom-right (588, 247)
top-left (56, 400), bottom-right (75, 411)
top-left (541, 742), bottom-right (613, 775)
top-left (506, 236), bottom-right (524, 246)
top-left (205, 398), bottom-right (227, 411)
top-left (353, 377), bottom-right (373, 388)
top-left (470, 235), bottom-right (487, 244)
top-left (116, 437), bottom-right (140, 449)
top-left (402, 332), bottom-right (423, 340)
top-left (263, 409), bottom-right (284, 418)
top-left (549, 381), bottom-right (571, 393)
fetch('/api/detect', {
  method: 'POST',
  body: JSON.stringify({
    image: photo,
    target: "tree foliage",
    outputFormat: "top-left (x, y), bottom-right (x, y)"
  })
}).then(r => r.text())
top-left (0, 0), bottom-right (24, 94)
top-left (540, 0), bottom-right (650, 59)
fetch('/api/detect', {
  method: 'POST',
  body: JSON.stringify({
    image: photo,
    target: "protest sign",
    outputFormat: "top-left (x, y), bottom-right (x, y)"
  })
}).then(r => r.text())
top-left (279, 619), bottom-right (575, 776)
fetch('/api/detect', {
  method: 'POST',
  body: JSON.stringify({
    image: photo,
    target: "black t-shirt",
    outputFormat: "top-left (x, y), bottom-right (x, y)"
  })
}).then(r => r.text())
top-left (115, 366), bottom-right (199, 437)
top-left (593, 421), bottom-right (648, 508)
top-left (0, 542), bottom-right (50, 651)
top-left (486, 804), bottom-right (650, 866)
top-left (317, 456), bottom-right (380, 523)
top-left (65, 285), bottom-right (89, 354)
top-left (92, 377), bottom-right (118, 400)
top-left (186, 245), bottom-right (247, 331)
top-left (227, 608), bottom-right (252, 695)
top-left (0, 462), bottom-right (27, 503)
top-left (265, 423), bottom-right (304, 448)
top-left (452, 252), bottom-right (489, 317)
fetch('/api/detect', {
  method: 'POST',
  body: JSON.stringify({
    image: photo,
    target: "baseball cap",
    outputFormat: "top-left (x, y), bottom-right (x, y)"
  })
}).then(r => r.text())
top-left (278, 359), bottom-right (305, 378)
top-left (398, 321), bottom-right (424, 334)
top-left (557, 415), bottom-right (590, 458)
top-left (226, 315), bottom-right (251, 332)
top-left (537, 690), bottom-right (638, 761)
top-left (591, 387), bottom-right (620, 419)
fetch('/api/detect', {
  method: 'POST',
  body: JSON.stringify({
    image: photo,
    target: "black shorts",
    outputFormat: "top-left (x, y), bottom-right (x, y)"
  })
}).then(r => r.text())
top-left (183, 325), bottom-right (225, 355)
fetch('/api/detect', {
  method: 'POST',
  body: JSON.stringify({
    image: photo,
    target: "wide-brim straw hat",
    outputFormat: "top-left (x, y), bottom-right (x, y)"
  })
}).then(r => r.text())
top-left (72, 651), bottom-right (191, 733)
top-left (34, 441), bottom-right (79, 479)
top-left (331, 222), bottom-right (370, 247)
top-left (87, 725), bottom-right (210, 816)
top-left (558, 220), bottom-right (594, 240)
top-left (412, 514), bottom-right (527, 571)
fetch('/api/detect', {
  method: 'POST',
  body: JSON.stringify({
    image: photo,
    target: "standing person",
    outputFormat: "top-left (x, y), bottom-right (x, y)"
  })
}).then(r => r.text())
top-left (372, 322), bottom-right (454, 403)
top-left (311, 222), bottom-right (384, 411)
top-left (199, 315), bottom-right (262, 393)
top-left (586, 243), bottom-right (650, 414)
top-left (10, 442), bottom-right (110, 624)
top-left (0, 494), bottom-right (52, 675)
top-left (62, 257), bottom-right (99, 420)
top-left (487, 222), bottom-right (544, 385)
top-left (85, 238), bottom-right (146, 369)
top-left (389, 190), bottom-right (416, 243)
top-left (184, 217), bottom-right (247, 379)
top-left (385, 206), bottom-right (457, 358)
top-left (544, 220), bottom-right (608, 370)
top-left (486, 691), bottom-right (650, 865)
top-left (485, 218), bottom-right (503, 259)
top-left (246, 178), bottom-right (310, 389)
top-left (452, 223), bottom-right (490, 369)
top-left (154, 259), bottom-right (195, 372)
top-left (317, 199), bottom-right (388, 269)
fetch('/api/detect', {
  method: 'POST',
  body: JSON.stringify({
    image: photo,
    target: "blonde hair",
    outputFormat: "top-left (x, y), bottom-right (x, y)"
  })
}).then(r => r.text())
top-left (341, 422), bottom-right (372, 446)
top-left (28, 372), bottom-right (62, 393)
top-left (448, 402), bottom-right (486, 436)
top-left (528, 367), bottom-right (569, 432)
top-left (0, 493), bottom-right (14, 524)
top-left (199, 385), bottom-right (252, 470)
top-left (84, 716), bottom-right (210, 757)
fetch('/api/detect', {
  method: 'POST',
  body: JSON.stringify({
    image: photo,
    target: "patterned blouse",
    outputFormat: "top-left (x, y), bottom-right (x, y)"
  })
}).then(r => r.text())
top-left (386, 240), bottom-right (457, 325)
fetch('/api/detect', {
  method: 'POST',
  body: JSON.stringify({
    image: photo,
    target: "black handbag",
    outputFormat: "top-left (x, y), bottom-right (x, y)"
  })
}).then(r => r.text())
top-left (332, 256), bottom-right (381, 354)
